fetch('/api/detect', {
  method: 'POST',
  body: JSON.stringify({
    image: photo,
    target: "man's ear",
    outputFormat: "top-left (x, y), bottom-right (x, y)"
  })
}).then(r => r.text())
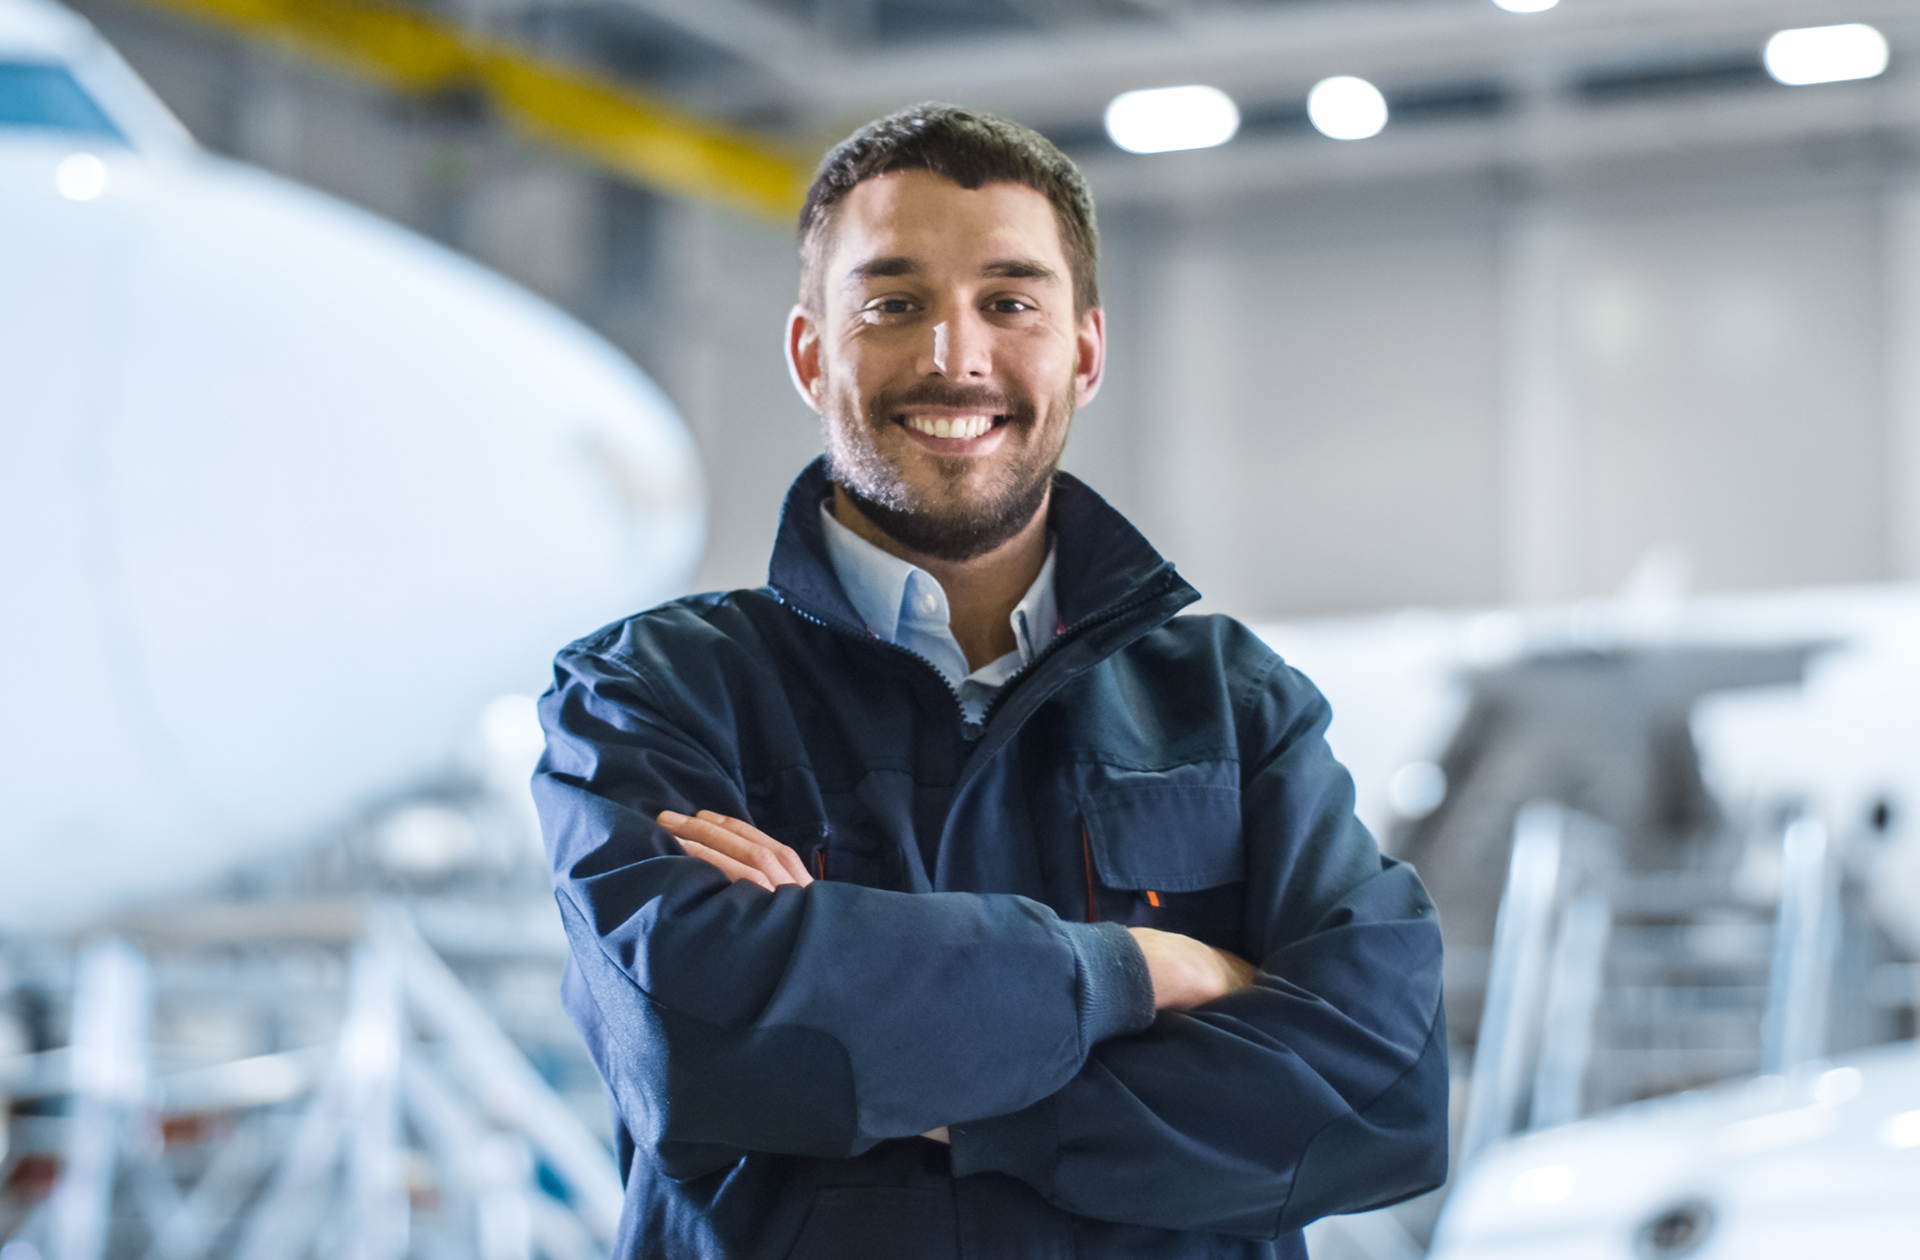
top-left (1073, 306), bottom-right (1108, 409)
top-left (785, 305), bottom-right (825, 414)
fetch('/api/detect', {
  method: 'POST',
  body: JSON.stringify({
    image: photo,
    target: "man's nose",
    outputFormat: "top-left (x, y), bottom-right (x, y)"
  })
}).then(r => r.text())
top-left (923, 314), bottom-right (991, 379)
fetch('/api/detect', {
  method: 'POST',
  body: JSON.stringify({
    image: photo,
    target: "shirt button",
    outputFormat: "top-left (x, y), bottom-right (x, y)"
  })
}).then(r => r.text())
top-left (917, 592), bottom-right (939, 615)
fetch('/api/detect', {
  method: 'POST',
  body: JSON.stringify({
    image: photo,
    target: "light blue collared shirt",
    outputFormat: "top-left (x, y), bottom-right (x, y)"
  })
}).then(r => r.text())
top-left (819, 503), bottom-right (1060, 724)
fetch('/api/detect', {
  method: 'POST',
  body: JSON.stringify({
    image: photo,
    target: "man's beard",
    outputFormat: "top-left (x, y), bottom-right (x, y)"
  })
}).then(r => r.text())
top-left (823, 376), bottom-right (1072, 563)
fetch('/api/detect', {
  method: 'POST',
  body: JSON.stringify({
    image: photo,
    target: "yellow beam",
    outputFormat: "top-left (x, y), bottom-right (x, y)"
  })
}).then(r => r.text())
top-left (128, 0), bottom-right (812, 221)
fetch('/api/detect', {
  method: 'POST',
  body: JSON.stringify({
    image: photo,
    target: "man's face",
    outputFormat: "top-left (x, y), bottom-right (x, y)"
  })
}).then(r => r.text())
top-left (786, 170), bottom-right (1105, 561)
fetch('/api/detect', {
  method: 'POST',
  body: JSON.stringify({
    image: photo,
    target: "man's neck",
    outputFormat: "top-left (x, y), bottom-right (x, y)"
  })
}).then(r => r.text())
top-left (831, 483), bottom-right (1050, 672)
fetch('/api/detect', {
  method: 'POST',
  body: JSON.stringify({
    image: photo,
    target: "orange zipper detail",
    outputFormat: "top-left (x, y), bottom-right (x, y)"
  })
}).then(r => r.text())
top-left (1081, 826), bottom-right (1098, 923)
top-left (1145, 890), bottom-right (1161, 908)
top-left (813, 850), bottom-right (826, 880)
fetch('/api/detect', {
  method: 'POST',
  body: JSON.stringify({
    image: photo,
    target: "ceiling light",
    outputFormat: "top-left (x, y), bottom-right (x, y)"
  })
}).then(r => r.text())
top-left (1306, 76), bottom-right (1389, 141)
top-left (1104, 85), bottom-right (1240, 154)
top-left (1764, 23), bottom-right (1889, 86)
top-left (1493, 0), bottom-right (1558, 12)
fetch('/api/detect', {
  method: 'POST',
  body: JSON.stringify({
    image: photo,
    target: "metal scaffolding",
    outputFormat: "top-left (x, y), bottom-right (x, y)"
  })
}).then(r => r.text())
top-left (0, 907), bottom-right (619, 1260)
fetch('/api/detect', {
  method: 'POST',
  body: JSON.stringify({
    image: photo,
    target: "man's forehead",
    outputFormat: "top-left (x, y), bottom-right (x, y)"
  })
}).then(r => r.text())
top-left (828, 171), bottom-right (1066, 274)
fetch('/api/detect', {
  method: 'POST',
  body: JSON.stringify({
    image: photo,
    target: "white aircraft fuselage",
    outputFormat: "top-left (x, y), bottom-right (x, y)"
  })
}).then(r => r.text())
top-left (0, 0), bottom-right (703, 929)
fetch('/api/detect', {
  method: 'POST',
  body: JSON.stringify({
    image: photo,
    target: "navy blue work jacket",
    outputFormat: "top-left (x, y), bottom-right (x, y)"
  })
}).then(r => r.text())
top-left (536, 459), bottom-right (1447, 1259)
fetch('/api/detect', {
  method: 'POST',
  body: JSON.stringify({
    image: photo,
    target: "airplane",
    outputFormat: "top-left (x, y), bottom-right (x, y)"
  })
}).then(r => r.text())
top-left (0, 0), bottom-right (703, 933)
top-left (1255, 574), bottom-right (1920, 964)
top-left (1259, 571), bottom-right (1920, 1257)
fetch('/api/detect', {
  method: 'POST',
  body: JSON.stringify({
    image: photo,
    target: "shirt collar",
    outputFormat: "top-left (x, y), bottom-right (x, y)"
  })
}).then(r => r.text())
top-left (767, 458), bottom-right (1197, 641)
top-left (819, 502), bottom-right (913, 643)
top-left (818, 502), bottom-right (1059, 673)
top-left (1007, 546), bottom-right (1060, 664)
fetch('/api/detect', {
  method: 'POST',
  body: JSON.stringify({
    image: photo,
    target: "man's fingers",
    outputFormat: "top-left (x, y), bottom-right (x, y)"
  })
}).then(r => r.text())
top-left (680, 813), bottom-right (804, 887)
top-left (659, 810), bottom-right (810, 888)
top-left (1214, 947), bottom-right (1257, 993)
top-left (659, 811), bottom-right (783, 882)
top-left (675, 837), bottom-right (776, 891)
top-left (696, 811), bottom-right (814, 887)
top-left (682, 823), bottom-right (793, 887)
top-left (660, 806), bottom-right (787, 887)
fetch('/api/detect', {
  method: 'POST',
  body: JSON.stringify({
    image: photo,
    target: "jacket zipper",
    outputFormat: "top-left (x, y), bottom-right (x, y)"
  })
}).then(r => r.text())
top-left (977, 573), bottom-right (1184, 727)
top-left (780, 601), bottom-right (970, 711)
top-left (779, 569), bottom-right (1183, 732)
top-left (1081, 825), bottom-right (1098, 923)
top-left (782, 578), bottom-right (1185, 897)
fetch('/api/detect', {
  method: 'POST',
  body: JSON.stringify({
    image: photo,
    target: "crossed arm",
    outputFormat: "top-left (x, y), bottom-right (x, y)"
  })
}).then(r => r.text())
top-left (656, 808), bottom-right (1257, 1146)
top-left (658, 808), bottom-right (1259, 1014)
top-left (544, 643), bottom-right (1447, 1234)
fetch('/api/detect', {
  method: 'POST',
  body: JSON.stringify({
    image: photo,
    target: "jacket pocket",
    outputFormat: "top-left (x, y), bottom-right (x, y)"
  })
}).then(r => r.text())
top-left (784, 1187), bottom-right (957, 1260)
top-left (1079, 769), bottom-right (1245, 950)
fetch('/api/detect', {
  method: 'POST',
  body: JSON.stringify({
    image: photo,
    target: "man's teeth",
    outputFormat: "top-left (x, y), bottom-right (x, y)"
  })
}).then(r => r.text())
top-left (904, 414), bottom-right (995, 440)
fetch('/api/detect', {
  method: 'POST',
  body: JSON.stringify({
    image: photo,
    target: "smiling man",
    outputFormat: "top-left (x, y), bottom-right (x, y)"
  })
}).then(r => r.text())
top-left (536, 105), bottom-right (1448, 1260)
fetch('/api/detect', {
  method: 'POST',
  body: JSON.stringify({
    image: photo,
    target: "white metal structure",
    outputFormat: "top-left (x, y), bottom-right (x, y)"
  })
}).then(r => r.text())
top-left (1256, 581), bottom-right (1920, 945)
top-left (0, 0), bottom-right (704, 931)
top-left (1, 911), bottom-right (625, 1260)
top-left (1259, 582), bottom-right (1920, 1258)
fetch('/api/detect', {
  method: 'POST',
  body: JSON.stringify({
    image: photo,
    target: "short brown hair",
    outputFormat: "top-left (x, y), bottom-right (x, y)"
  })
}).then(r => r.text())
top-left (798, 103), bottom-right (1100, 316)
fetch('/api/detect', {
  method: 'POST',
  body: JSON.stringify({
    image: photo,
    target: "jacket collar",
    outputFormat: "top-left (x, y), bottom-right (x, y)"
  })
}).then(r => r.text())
top-left (765, 456), bottom-right (1198, 635)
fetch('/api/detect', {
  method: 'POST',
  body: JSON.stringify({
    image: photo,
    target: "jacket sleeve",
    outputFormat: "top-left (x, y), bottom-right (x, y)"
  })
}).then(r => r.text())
top-left (946, 656), bottom-right (1449, 1239)
top-left (536, 640), bottom-right (1156, 1179)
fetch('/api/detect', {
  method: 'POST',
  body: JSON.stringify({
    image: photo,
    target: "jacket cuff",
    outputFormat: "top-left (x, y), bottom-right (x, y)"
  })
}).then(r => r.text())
top-left (1059, 919), bottom-right (1156, 1052)
top-left (947, 1095), bottom-right (1056, 1191)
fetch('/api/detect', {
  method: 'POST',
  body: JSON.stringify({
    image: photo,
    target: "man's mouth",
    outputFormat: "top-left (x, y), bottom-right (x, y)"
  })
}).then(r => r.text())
top-left (900, 414), bottom-right (1002, 441)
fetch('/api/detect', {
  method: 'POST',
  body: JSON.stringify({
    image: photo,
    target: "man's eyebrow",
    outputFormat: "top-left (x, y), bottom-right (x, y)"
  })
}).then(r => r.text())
top-left (981, 258), bottom-right (1060, 282)
top-left (845, 256), bottom-right (919, 284)
top-left (843, 256), bottom-right (1061, 285)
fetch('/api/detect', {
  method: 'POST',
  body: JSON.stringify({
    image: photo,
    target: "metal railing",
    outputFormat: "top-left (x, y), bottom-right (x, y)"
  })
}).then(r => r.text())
top-left (1, 906), bottom-right (621, 1260)
top-left (1462, 800), bottom-right (1853, 1171)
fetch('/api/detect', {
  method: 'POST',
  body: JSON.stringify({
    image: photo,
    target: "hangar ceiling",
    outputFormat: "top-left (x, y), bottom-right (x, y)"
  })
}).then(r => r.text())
top-left (116, 0), bottom-right (1920, 213)
top-left (520, 0), bottom-right (1918, 121)
top-left (498, 0), bottom-right (1920, 203)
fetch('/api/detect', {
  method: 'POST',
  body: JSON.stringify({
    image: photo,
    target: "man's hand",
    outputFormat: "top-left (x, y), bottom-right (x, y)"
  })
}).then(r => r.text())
top-left (659, 813), bottom-right (1253, 1011)
top-left (1127, 927), bottom-right (1256, 1011)
top-left (658, 811), bottom-right (813, 891)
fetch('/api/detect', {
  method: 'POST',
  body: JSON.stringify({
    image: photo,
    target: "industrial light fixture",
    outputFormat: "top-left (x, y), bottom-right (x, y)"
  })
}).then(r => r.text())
top-left (1103, 85), bottom-right (1240, 154)
top-left (1492, 0), bottom-right (1558, 12)
top-left (1306, 76), bottom-right (1389, 141)
top-left (1763, 23), bottom-right (1889, 86)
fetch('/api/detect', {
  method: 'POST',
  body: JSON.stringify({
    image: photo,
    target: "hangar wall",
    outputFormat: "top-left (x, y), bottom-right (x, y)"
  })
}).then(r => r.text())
top-left (1089, 150), bottom-right (1894, 617)
top-left (75, 0), bottom-right (1916, 621)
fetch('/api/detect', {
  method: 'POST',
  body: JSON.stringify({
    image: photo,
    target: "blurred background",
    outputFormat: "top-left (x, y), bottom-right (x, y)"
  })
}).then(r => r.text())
top-left (5, 0), bottom-right (1920, 1256)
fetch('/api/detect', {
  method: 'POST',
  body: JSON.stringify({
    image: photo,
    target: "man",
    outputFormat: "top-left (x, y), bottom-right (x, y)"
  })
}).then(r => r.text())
top-left (536, 104), bottom-right (1447, 1260)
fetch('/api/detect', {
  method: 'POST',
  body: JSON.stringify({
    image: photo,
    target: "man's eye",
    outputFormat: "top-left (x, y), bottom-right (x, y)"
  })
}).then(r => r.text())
top-left (991, 298), bottom-right (1032, 314)
top-left (871, 298), bottom-right (913, 315)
